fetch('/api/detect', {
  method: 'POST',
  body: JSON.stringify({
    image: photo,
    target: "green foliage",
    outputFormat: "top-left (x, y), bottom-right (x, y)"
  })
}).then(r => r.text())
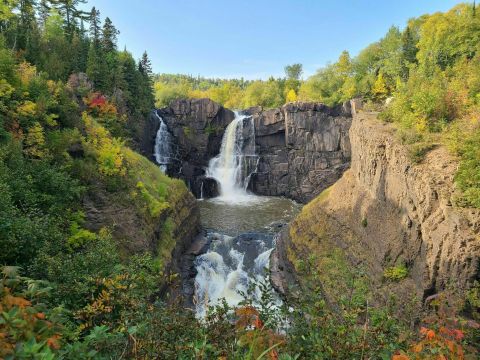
top-left (361, 217), bottom-right (368, 228)
top-left (383, 265), bottom-right (409, 282)
top-left (454, 127), bottom-right (480, 207)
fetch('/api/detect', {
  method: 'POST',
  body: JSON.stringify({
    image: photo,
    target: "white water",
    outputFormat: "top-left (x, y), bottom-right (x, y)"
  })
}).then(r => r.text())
top-left (194, 233), bottom-right (279, 318)
top-left (154, 112), bottom-right (176, 172)
top-left (206, 112), bottom-right (259, 204)
top-left (193, 112), bottom-right (293, 319)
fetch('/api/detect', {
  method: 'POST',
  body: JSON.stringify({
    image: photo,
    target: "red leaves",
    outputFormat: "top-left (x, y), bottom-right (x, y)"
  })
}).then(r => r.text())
top-left (84, 92), bottom-right (117, 117)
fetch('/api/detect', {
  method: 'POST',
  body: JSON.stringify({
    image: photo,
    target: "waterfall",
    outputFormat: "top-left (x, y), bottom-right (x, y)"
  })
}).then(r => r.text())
top-left (154, 112), bottom-right (176, 172)
top-left (207, 112), bottom-right (258, 203)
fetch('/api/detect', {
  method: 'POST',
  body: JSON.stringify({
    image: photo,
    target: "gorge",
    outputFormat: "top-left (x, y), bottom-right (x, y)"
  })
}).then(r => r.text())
top-left (148, 97), bottom-right (480, 317)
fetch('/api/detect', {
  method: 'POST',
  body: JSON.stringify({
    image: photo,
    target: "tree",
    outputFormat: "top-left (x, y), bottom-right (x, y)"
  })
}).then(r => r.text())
top-left (284, 63), bottom-right (303, 80)
top-left (372, 72), bottom-right (388, 100)
top-left (402, 26), bottom-right (418, 65)
top-left (37, 0), bottom-right (51, 26)
top-left (89, 6), bottom-right (101, 45)
top-left (86, 43), bottom-right (108, 90)
top-left (286, 89), bottom-right (297, 103)
top-left (102, 17), bottom-right (119, 53)
top-left (53, 0), bottom-right (88, 36)
top-left (23, 122), bottom-right (47, 158)
top-left (139, 51), bottom-right (152, 76)
top-left (17, 0), bottom-right (38, 50)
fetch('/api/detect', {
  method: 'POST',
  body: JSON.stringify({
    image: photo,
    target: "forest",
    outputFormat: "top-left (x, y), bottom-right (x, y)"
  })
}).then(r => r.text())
top-left (0, 1), bottom-right (479, 359)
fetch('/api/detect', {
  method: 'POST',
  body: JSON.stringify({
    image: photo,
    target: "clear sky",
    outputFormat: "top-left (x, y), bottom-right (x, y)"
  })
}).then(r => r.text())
top-left (83, 0), bottom-right (463, 79)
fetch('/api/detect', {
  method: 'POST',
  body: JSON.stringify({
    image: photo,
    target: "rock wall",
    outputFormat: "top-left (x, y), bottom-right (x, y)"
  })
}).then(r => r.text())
top-left (156, 98), bottom-right (235, 197)
top-left (247, 102), bottom-right (352, 203)
top-left (152, 99), bottom-right (352, 203)
top-left (279, 109), bottom-right (480, 302)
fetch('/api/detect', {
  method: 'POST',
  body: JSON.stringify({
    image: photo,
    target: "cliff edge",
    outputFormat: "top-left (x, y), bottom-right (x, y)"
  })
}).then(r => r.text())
top-left (274, 109), bottom-right (480, 303)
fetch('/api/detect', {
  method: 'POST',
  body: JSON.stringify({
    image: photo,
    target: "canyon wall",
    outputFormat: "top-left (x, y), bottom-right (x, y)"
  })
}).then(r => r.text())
top-left (151, 99), bottom-right (352, 202)
top-left (247, 102), bottom-right (352, 203)
top-left (154, 98), bottom-right (234, 197)
top-left (275, 109), bottom-right (480, 302)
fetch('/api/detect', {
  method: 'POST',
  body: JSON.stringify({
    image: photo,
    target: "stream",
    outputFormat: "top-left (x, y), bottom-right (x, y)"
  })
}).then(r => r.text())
top-left (155, 110), bottom-right (300, 317)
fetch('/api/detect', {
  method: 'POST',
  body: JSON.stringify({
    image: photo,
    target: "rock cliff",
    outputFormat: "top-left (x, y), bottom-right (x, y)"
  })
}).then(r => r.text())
top-left (247, 102), bottom-right (352, 203)
top-left (152, 99), bottom-right (352, 203)
top-left (156, 98), bottom-right (235, 197)
top-left (276, 109), bottom-right (480, 303)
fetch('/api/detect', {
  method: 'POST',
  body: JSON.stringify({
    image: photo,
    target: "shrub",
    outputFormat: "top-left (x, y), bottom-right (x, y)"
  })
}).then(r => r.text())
top-left (383, 265), bottom-right (409, 282)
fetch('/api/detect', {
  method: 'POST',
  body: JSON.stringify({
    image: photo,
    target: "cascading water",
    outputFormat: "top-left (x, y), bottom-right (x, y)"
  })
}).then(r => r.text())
top-left (193, 111), bottom-right (300, 319)
top-left (194, 232), bottom-right (280, 318)
top-left (154, 112), bottom-right (176, 172)
top-left (207, 112), bottom-right (258, 203)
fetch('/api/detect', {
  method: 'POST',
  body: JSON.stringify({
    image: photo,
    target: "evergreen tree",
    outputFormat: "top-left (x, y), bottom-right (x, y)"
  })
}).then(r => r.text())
top-left (402, 26), bottom-right (418, 64)
top-left (37, 0), bottom-right (51, 27)
top-left (17, 0), bottom-right (38, 50)
top-left (139, 51), bottom-right (152, 76)
top-left (102, 17), bottom-right (119, 53)
top-left (52, 0), bottom-right (87, 36)
top-left (89, 6), bottom-right (101, 45)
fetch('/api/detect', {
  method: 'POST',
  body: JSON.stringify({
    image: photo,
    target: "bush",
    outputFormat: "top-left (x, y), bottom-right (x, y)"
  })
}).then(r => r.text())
top-left (383, 265), bottom-right (409, 282)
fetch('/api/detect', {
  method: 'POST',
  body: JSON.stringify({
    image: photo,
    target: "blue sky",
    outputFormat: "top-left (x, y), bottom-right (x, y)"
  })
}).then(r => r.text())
top-left (83, 0), bottom-right (462, 79)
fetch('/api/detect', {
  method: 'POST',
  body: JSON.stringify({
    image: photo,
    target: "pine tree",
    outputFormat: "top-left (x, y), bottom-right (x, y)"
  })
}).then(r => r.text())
top-left (402, 26), bottom-right (417, 64)
top-left (102, 17), bottom-right (119, 53)
top-left (89, 6), bottom-right (101, 45)
top-left (139, 51), bottom-right (152, 76)
top-left (52, 0), bottom-right (87, 35)
top-left (17, 0), bottom-right (38, 50)
top-left (37, 0), bottom-right (51, 27)
top-left (401, 26), bottom-right (418, 79)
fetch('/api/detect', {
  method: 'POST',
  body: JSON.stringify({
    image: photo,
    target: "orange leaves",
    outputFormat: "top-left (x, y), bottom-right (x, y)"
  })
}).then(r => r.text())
top-left (410, 325), bottom-right (466, 360)
top-left (235, 306), bottom-right (262, 330)
top-left (392, 353), bottom-right (410, 360)
top-left (234, 306), bottom-right (284, 360)
top-left (3, 293), bottom-right (32, 309)
top-left (1, 281), bottom-right (63, 358)
top-left (46, 334), bottom-right (61, 350)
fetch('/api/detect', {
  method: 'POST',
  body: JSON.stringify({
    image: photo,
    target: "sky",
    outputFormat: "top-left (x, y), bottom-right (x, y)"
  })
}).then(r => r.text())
top-left (83, 0), bottom-right (463, 79)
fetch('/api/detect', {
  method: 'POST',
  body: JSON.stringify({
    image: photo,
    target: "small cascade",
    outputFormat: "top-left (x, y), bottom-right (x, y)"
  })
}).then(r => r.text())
top-left (154, 112), bottom-right (176, 172)
top-left (207, 112), bottom-right (258, 203)
top-left (194, 232), bottom-right (279, 318)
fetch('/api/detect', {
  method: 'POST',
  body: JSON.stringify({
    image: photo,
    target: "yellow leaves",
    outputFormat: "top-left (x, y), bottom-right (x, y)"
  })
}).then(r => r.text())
top-left (0, 79), bottom-right (14, 98)
top-left (23, 122), bottom-right (47, 158)
top-left (286, 89), bottom-right (297, 103)
top-left (17, 100), bottom-right (37, 117)
top-left (17, 61), bottom-right (37, 84)
top-left (97, 138), bottom-right (126, 176)
top-left (82, 112), bottom-right (127, 177)
top-left (373, 73), bottom-right (389, 100)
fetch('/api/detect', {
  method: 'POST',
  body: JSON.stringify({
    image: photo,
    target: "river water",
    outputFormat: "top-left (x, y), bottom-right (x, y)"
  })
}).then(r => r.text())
top-left (192, 112), bottom-right (300, 317)
top-left (194, 196), bottom-right (300, 318)
top-left (154, 110), bottom-right (300, 317)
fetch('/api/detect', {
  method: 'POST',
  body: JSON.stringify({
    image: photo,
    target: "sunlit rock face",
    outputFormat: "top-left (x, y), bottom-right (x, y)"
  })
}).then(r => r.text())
top-left (247, 102), bottom-right (352, 203)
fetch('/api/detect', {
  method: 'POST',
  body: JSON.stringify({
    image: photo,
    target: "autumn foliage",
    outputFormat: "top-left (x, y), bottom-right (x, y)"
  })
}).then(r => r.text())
top-left (0, 267), bottom-right (62, 358)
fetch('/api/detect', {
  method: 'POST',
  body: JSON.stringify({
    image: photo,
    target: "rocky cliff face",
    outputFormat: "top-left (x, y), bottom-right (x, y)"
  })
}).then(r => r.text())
top-left (247, 102), bottom-right (352, 203)
top-left (278, 109), bottom-right (480, 302)
top-left (156, 98), bottom-right (235, 197)
top-left (151, 99), bottom-right (352, 203)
